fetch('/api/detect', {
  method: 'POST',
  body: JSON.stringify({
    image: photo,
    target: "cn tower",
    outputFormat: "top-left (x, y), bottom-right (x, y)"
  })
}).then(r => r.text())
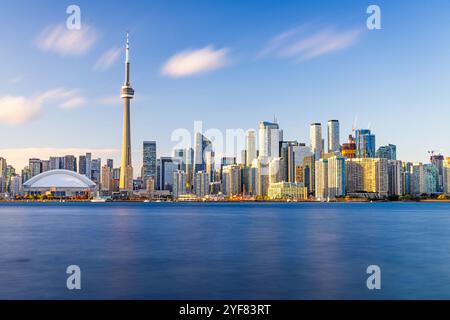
top-left (119, 33), bottom-right (135, 191)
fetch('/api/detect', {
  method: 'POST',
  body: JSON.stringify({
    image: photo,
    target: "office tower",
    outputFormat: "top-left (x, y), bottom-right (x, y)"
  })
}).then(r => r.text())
top-left (402, 162), bottom-right (413, 195)
top-left (29, 158), bottom-right (42, 178)
top-left (246, 130), bottom-right (257, 166)
top-left (355, 129), bottom-right (376, 158)
top-left (376, 144), bottom-right (397, 160)
top-left (185, 147), bottom-right (194, 192)
top-left (302, 155), bottom-right (315, 195)
top-left (411, 163), bottom-right (426, 196)
top-left (107, 159), bottom-right (114, 169)
top-left (119, 33), bottom-right (135, 191)
top-left (194, 133), bottom-right (212, 173)
top-left (424, 164), bottom-right (438, 195)
top-left (173, 148), bottom-right (185, 166)
top-left (315, 159), bottom-right (328, 200)
top-left (328, 155), bottom-right (346, 199)
top-left (41, 160), bottom-right (50, 173)
top-left (342, 135), bottom-right (357, 159)
top-left (240, 150), bottom-right (247, 166)
top-left (21, 167), bottom-right (31, 185)
top-left (255, 156), bottom-right (270, 197)
top-left (268, 157), bottom-right (284, 184)
top-left (387, 160), bottom-right (403, 196)
top-left (220, 157), bottom-right (236, 180)
top-left (159, 157), bottom-right (179, 192)
top-left (78, 155), bottom-right (86, 175)
top-left (64, 155), bottom-right (77, 172)
top-left (204, 150), bottom-right (215, 182)
top-left (195, 170), bottom-right (210, 198)
top-left (345, 158), bottom-right (388, 197)
top-left (310, 123), bottom-right (322, 160)
top-left (259, 121), bottom-right (280, 159)
top-left (444, 158), bottom-right (450, 195)
top-left (280, 141), bottom-right (301, 183)
top-left (101, 165), bottom-right (113, 193)
top-left (327, 120), bottom-right (340, 153)
top-left (430, 154), bottom-right (445, 192)
top-left (142, 141), bottom-right (157, 184)
top-left (172, 170), bottom-right (186, 199)
top-left (85, 153), bottom-right (92, 179)
top-left (91, 159), bottom-right (101, 185)
top-left (9, 175), bottom-right (22, 197)
top-left (221, 165), bottom-right (241, 196)
top-left (0, 157), bottom-right (7, 192)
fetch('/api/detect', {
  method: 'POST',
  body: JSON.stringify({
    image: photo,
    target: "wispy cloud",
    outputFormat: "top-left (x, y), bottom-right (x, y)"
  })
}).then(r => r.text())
top-left (0, 89), bottom-right (86, 125)
top-left (161, 46), bottom-right (230, 78)
top-left (94, 47), bottom-right (122, 71)
top-left (35, 24), bottom-right (99, 56)
top-left (259, 25), bottom-right (364, 63)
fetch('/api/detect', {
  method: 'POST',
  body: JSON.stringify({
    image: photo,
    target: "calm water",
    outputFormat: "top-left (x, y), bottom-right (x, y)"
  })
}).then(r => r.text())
top-left (0, 202), bottom-right (449, 300)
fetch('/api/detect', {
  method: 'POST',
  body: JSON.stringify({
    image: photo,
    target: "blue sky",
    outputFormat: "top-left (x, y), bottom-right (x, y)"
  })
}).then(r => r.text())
top-left (0, 0), bottom-right (449, 170)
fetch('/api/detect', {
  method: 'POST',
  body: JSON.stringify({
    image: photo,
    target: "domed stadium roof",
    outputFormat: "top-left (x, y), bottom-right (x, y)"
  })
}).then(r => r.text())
top-left (23, 170), bottom-right (96, 189)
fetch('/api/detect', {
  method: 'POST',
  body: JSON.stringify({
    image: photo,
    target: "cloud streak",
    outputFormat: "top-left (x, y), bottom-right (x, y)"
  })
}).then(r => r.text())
top-left (260, 26), bottom-right (363, 63)
top-left (94, 47), bottom-right (122, 71)
top-left (0, 89), bottom-right (86, 125)
top-left (161, 46), bottom-right (230, 78)
top-left (35, 24), bottom-right (98, 56)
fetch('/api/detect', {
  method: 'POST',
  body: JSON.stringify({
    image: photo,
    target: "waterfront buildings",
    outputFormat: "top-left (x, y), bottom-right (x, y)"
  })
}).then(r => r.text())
top-left (327, 120), bottom-right (340, 153)
top-left (377, 144), bottom-right (397, 160)
top-left (310, 123), bottom-right (323, 160)
top-left (172, 170), bottom-right (187, 199)
top-left (259, 121), bottom-right (280, 159)
top-left (119, 33), bottom-right (135, 192)
top-left (327, 155), bottom-right (346, 199)
top-left (444, 158), bottom-right (450, 195)
top-left (246, 130), bottom-right (257, 166)
top-left (142, 141), bottom-right (157, 185)
top-left (268, 182), bottom-right (308, 201)
top-left (222, 165), bottom-right (241, 196)
top-left (345, 158), bottom-right (388, 197)
top-left (355, 129), bottom-right (376, 158)
top-left (195, 170), bottom-right (209, 198)
top-left (387, 160), bottom-right (403, 196)
top-left (314, 159), bottom-right (328, 200)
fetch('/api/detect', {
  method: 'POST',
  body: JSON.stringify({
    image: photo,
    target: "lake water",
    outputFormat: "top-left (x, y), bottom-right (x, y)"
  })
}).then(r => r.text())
top-left (0, 202), bottom-right (449, 300)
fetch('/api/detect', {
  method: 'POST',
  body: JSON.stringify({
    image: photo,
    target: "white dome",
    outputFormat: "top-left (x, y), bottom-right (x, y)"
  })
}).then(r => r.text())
top-left (24, 170), bottom-right (96, 189)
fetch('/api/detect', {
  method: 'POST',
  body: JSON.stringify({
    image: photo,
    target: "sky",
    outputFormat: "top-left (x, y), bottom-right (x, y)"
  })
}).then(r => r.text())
top-left (0, 0), bottom-right (449, 171)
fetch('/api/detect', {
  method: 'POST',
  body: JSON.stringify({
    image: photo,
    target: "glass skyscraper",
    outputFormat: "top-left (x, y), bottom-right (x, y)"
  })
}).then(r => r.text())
top-left (355, 129), bottom-right (376, 158)
top-left (142, 141), bottom-right (157, 182)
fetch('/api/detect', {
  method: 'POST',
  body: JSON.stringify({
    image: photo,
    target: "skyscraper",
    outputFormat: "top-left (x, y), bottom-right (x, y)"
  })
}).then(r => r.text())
top-left (142, 141), bottom-right (157, 183)
top-left (246, 130), bottom-right (257, 166)
top-left (376, 144), bottom-right (397, 160)
top-left (430, 154), bottom-right (445, 192)
top-left (194, 133), bottom-right (212, 174)
top-left (328, 155), bottom-right (346, 199)
top-left (259, 121), bottom-right (280, 159)
top-left (119, 33), bottom-right (135, 191)
top-left (310, 123), bottom-right (322, 160)
top-left (315, 159), bottom-right (328, 200)
top-left (355, 129), bottom-right (376, 158)
top-left (327, 120), bottom-right (340, 153)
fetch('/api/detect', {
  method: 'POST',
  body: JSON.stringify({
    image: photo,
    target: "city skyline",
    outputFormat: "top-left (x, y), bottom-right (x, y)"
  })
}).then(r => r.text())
top-left (1, 1), bottom-right (450, 170)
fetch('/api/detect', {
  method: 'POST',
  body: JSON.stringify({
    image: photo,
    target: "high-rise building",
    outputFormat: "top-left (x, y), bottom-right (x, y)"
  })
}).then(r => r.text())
top-left (355, 129), bottom-right (376, 158)
top-left (259, 121), bottom-right (280, 159)
top-left (424, 163), bottom-right (438, 195)
top-left (268, 157), bottom-right (284, 184)
top-left (86, 153), bottom-right (92, 179)
top-left (328, 155), bottom-right (346, 199)
top-left (268, 182), bottom-right (308, 201)
top-left (342, 135), bottom-right (357, 159)
top-left (195, 170), bottom-right (210, 198)
top-left (9, 175), bottom-right (22, 197)
top-left (91, 158), bottom-right (101, 185)
top-left (345, 158), bottom-right (388, 197)
top-left (64, 155), bottom-right (77, 172)
top-left (21, 167), bottom-right (31, 185)
top-left (411, 163), bottom-right (426, 196)
top-left (315, 159), bottom-right (328, 200)
top-left (246, 130), bottom-right (257, 166)
top-left (29, 158), bottom-right (42, 178)
top-left (310, 123), bottom-right (322, 160)
top-left (430, 154), bottom-right (445, 192)
top-left (142, 141), bottom-right (157, 184)
top-left (101, 165), bottom-right (113, 193)
top-left (119, 33), bottom-right (135, 191)
top-left (221, 165), bottom-right (241, 196)
top-left (107, 159), bottom-right (114, 169)
top-left (387, 160), bottom-right (402, 196)
top-left (402, 162), bottom-right (413, 196)
top-left (444, 157), bottom-right (450, 195)
top-left (78, 155), bottom-right (86, 175)
top-left (159, 157), bottom-right (179, 192)
top-left (376, 144), bottom-right (397, 160)
top-left (327, 120), bottom-right (340, 153)
top-left (172, 170), bottom-right (187, 199)
top-left (194, 133), bottom-right (212, 173)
